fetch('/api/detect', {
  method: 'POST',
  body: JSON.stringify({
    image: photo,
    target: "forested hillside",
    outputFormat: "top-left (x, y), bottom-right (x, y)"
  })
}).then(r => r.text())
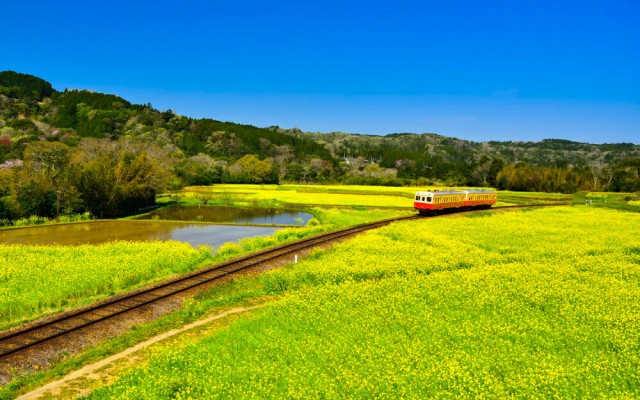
top-left (300, 131), bottom-right (639, 191)
top-left (1, 71), bottom-right (639, 220)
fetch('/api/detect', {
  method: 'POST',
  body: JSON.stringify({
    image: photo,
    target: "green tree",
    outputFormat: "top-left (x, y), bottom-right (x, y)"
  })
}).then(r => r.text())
top-left (175, 154), bottom-right (223, 185)
top-left (232, 154), bottom-right (274, 183)
top-left (16, 175), bottom-right (57, 218)
top-left (0, 70), bottom-right (54, 100)
top-left (284, 163), bottom-right (304, 181)
top-left (21, 142), bottom-right (79, 217)
top-left (73, 139), bottom-right (170, 217)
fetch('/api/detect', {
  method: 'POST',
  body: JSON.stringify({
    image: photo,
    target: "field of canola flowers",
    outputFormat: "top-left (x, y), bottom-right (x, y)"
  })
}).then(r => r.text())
top-left (88, 206), bottom-right (640, 398)
top-left (180, 184), bottom-right (571, 211)
top-left (0, 242), bottom-right (212, 330)
top-left (183, 184), bottom-right (414, 208)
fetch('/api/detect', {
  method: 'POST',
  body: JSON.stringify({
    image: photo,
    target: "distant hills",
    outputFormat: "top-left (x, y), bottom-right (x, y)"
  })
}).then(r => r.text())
top-left (1, 70), bottom-right (639, 196)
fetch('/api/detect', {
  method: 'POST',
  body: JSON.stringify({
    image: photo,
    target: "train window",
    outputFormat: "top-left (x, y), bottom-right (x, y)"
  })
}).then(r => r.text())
top-left (421, 197), bottom-right (425, 201)
top-left (427, 197), bottom-right (432, 202)
top-left (415, 195), bottom-right (420, 201)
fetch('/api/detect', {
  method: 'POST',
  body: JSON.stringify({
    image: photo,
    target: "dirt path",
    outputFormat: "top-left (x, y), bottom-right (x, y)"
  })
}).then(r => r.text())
top-left (18, 305), bottom-right (264, 400)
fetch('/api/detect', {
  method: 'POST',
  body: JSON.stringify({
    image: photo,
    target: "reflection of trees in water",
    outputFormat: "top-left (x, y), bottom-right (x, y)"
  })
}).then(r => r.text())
top-left (141, 206), bottom-right (312, 225)
top-left (0, 221), bottom-right (175, 245)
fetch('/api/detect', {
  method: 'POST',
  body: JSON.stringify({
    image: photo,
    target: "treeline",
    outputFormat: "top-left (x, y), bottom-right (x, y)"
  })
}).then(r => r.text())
top-left (0, 139), bottom-right (295, 221)
top-left (0, 140), bottom-right (165, 220)
top-left (0, 70), bottom-right (54, 100)
top-left (1, 70), bottom-right (639, 220)
top-left (494, 160), bottom-right (640, 193)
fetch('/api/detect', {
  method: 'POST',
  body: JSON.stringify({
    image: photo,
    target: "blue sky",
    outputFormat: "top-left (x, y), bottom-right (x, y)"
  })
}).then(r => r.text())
top-left (1, 0), bottom-right (639, 143)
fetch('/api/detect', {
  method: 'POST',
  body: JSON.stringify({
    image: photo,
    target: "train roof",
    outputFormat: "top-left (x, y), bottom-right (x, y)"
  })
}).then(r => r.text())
top-left (464, 189), bottom-right (497, 194)
top-left (415, 190), bottom-right (464, 196)
top-left (415, 189), bottom-right (496, 195)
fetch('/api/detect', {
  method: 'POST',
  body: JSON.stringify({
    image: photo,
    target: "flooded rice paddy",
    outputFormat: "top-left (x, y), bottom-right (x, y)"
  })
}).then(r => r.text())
top-left (0, 221), bottom-right (281, 248)
top-left (137, 206), bottom-right (314, 225)
top-left (0, 207), bottom-right (315, 248)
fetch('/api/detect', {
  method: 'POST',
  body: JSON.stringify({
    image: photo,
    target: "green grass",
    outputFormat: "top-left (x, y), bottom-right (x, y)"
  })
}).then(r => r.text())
top-left (497, 190), bottom-right (572, 205)
top-left (573, 191), bottom-right (640, 212)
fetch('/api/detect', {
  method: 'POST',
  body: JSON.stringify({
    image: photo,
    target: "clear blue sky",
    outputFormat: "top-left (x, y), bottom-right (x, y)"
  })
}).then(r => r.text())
top-left (2, 0), bottom-right (639, 143)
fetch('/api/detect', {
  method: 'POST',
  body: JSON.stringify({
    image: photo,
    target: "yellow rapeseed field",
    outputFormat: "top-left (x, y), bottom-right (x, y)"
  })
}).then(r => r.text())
top-left (0, 242), bottom-right (211, 329)
top-left (182, 183), bottom-right (530, 208)
top-left (88, 206), bottom-right (640, 398)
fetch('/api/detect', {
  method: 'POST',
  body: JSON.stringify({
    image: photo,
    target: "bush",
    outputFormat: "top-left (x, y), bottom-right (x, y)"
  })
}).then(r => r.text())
top-left (216, 242), bottom-right (242, 257)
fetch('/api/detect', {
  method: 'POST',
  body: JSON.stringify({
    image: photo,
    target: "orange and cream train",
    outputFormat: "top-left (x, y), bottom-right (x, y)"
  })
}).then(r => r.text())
top-left (414, 189), bottom-right (497, 216)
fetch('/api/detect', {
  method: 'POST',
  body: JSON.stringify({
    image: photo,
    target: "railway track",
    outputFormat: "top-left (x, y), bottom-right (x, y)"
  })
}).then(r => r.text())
top-left (0, 214), bottom-right (423, 361)
top-left (0, 203), bottom-right (565, 361)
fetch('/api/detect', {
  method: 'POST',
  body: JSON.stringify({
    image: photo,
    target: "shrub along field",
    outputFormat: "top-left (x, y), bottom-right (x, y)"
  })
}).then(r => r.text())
top-left (87, 206), bottom-right (640, 398)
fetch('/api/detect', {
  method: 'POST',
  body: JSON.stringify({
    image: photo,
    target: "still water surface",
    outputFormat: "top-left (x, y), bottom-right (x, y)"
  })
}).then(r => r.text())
top-left (138, 206), bottom-right (313, 225)
top-left (0, 221), bottom-right (281, 248)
